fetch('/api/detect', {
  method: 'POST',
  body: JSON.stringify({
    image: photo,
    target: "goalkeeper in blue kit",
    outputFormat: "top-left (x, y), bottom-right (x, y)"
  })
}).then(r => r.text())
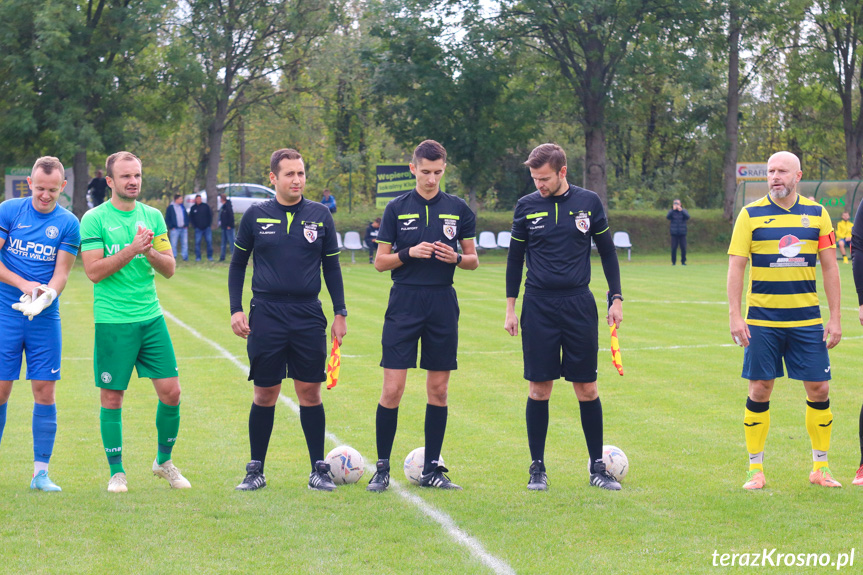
top-left (0, 157), bottom-right (81, 491)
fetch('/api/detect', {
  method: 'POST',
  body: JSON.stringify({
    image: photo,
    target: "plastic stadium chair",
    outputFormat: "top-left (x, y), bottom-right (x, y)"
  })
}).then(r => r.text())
top-left (336, 231), bottom-right (343, 250)
top-left (343, 231), bottom-right (364, 263)
top-left (613, 231), bottom-right (632, 261)
top-left (478, 231), bottom-right (498, 251)
top-left (497, 231), bottom-right (511, 249)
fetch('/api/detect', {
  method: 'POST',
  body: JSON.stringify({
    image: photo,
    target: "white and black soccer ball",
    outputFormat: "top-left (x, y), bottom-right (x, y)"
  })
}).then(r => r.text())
top-left (403, 447), bottom-right (445, 486)
top-left (588, 445), bottom-right (629, 481)
top-left (325, 445), bottom-right (365, 485)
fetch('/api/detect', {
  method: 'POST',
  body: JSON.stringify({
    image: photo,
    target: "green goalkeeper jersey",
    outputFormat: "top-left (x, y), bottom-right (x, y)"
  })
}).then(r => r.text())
top-left (80, 201), bottom-right (173, 323)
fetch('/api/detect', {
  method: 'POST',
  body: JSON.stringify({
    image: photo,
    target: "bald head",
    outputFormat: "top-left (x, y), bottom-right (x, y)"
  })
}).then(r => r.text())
top-left (768, 151), bottom-right (801, 172)
top-left (767, 151), bottom-right (802, 201)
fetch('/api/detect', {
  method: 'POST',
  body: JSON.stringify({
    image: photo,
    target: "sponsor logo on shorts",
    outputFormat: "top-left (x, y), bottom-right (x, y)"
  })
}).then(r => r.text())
top-left (51, 368), bottom-right (60, 374)
top-left (46, 226), bottom-right (59, 239)
top-left (101, 372), bottom-right (113, 384)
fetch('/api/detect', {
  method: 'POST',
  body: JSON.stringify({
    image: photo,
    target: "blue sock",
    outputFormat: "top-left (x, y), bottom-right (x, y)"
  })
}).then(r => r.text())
top-left (33, 403), bottom-right (57, 465)
top-left (0, 402), bottom-right (6, 446)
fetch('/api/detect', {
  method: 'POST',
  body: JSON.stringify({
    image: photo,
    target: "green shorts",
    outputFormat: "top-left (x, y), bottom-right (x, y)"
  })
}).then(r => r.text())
top-left (94, 316), bottom-right (178, 390)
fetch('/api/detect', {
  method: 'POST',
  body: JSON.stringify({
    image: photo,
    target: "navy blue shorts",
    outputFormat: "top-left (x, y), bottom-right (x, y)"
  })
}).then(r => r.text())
top-left (520, 289), bottom-right (598, 383)
top-left (742, 324), bottom-right (831, 382)
top-left (247, 298), bottom-right (327, 386)
top-left (381, 285), bottom-right (459, 371)
top-left (0, 311), bottom-right (62, 381)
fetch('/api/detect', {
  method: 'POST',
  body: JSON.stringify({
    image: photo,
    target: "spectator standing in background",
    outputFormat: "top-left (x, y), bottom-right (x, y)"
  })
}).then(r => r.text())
top-left (667, 199), bottom-right (690, 266)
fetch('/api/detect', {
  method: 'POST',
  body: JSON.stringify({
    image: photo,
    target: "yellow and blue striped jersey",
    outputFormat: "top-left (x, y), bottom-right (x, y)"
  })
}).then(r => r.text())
top-left (728, 194), bottom-right (835, 328)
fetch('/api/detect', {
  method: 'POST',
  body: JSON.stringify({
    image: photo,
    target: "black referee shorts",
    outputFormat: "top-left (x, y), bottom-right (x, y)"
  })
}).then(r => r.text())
top-left (381, 285), bottom-right (459, 371)
top-left (247, 298), bottom-right (327, 386)
top-left (520, 288), bottom-right (598, 383)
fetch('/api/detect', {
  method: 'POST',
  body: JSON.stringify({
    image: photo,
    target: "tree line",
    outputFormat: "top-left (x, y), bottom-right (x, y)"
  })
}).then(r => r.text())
top-left (1, 0), bottom-right (861, 220)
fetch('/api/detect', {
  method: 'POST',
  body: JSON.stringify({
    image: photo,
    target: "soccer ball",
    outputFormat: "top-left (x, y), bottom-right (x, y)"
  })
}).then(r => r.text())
top-left (404, 447), bottom-right (445, 485)
top-left (588, 445), bottom-right (629, 481)
top-left (325, 445), bottom-right (365, 485)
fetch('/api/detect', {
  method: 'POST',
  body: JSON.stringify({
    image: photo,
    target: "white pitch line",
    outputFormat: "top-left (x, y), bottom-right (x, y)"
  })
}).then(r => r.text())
top-left (162, 308), bottom-right (516, 575)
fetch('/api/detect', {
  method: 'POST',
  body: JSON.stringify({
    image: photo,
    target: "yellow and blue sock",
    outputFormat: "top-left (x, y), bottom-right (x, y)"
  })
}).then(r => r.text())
top-left (744, 398), bottom-right (770, 471)
top-left (805, 398), bottom-right (833, 471)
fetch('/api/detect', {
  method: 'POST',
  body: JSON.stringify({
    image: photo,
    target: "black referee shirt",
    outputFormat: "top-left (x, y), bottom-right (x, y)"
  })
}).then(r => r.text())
top-left (229, 198), bottom-right (342, 311)
top-left (511, 185), bottom-right (609, 294)
top-left (377, 189), bottom-right (477, 287)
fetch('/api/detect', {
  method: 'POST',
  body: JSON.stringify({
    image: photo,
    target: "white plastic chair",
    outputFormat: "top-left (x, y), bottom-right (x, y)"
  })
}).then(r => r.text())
top-left (613, 231), bottom-right (632, 261)
top-left (336, 232), bottom-right (343, 250)
top-left (343, 231), bottom-right (364, 263)
top-left (497, 231), bottom-right (511, 249)
top-left (478, 231), bottom-right (498, 251)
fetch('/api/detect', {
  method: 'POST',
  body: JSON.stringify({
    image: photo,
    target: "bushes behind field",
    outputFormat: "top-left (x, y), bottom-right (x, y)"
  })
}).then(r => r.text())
top-left (332, 208), bottom-right (732, 254)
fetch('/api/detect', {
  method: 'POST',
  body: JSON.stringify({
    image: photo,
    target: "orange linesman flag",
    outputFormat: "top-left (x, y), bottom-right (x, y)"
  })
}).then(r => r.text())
top-left (326, 339), bottom-right (342, 389)
top-left (609, 324), bottom-right (624, 376)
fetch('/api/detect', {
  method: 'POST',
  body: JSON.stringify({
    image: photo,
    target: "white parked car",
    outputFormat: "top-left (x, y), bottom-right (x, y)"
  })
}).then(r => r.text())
top-left (184, 183), bottom-right (276, 215)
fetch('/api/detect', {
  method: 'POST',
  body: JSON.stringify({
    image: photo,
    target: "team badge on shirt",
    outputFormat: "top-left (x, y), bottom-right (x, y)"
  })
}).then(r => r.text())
top-left (304, 222), bottom-right (318, 243)
top-left (46, 226), bottom-right (59, 239)
top-left (443, 218), bottom-right (458, 240)
top-left (801, 215), bottom-right (810, 228)
top-left (573, 210), bottom-right (591, 233)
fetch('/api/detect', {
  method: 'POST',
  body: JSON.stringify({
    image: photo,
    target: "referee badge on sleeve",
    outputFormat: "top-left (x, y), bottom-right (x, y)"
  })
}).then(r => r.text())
top-left (304, 222), bottom-right (318, 243)
top-left (443, 218), bottom-right (458, 240)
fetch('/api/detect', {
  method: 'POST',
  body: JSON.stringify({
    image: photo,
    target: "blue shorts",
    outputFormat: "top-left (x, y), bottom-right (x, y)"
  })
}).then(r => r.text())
top-left (0, 311), bottom-right (62, 381)
top-left (247, 298), bottom-right (327, 386)
top-left (742, 324), bottom-right (831, 382)
top-left (380, 285), bottom-right (459, 371)
top-left (520, 289), bottom-right (598, 383)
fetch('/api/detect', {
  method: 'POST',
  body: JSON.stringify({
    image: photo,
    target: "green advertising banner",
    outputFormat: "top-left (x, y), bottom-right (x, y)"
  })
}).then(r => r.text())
top-left (375, 164), bottom-right (444, 209)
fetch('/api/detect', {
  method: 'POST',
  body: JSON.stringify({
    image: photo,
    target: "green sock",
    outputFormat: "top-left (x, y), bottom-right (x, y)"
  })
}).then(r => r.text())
top-left (156, 401), bottom-right (181, 465)
top-left (100, 407), bottom-right (124, 476)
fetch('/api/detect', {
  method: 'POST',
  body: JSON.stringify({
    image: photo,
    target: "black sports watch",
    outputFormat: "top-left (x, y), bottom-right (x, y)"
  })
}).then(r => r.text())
top-left (335, 309), bottom-right (348, 317)
top-left (456, 254), bottom-right (463, 265)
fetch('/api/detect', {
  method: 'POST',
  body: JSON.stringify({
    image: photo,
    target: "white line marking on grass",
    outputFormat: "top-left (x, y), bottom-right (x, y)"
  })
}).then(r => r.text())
top-left (162, 308), bottom-right (516, 575)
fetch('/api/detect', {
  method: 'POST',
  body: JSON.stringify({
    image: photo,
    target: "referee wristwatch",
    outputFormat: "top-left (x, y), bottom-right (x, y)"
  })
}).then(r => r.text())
top-left (335, 309), bottom-right (348, 317)
top-left (456, 254), bottom-right (462, 265)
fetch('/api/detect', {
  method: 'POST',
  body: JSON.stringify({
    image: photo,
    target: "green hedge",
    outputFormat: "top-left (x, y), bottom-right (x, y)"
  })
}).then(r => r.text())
top-left (332, 207), bottom-right (735, 254)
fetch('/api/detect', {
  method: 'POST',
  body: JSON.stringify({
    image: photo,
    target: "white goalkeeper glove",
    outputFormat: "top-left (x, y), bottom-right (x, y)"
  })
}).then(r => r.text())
top-left (16, 285), bottom-right (57, 320)
top-left (11, 293), bottom-right (32, 314)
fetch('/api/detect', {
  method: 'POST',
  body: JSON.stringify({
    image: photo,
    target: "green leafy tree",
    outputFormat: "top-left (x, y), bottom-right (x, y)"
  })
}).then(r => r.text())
top-left (167, 0), bottom-right (337, 218)
top-left (0, 0), bottom-right (164, 216)
top-left (366, 0), bottom-right (544, 210)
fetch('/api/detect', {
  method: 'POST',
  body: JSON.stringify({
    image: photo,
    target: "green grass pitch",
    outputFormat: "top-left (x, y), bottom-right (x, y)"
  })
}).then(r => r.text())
top-left (1, 251), bottom-right (862, 573)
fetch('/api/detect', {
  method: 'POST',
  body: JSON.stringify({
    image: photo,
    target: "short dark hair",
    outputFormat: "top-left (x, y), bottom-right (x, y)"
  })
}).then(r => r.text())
top-left (106, 151), bottom-right (141, 178)
top-left (412, 140), bottom-right (447, 164)
top-left (374, 217), bottom-right (381, 224)
top-left (173, 194), bottom-right (182, 201)
top-left (31, 156), bottom-right (64, 178)
top-left (524, 143), bottom-right (566, 173)
top-left (270, 148), bottom-right (303, 175)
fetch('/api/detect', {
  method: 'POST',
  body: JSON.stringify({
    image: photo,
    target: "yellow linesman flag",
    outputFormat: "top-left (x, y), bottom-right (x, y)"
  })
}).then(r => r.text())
top-left (326, 339), bottom-right (341, 389)
top-left (610, 324), bottom-right (624, 376)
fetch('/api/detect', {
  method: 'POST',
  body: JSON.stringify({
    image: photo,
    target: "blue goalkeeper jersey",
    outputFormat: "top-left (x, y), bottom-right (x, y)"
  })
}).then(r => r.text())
top-left (0, 198), bottom-right (80, 317)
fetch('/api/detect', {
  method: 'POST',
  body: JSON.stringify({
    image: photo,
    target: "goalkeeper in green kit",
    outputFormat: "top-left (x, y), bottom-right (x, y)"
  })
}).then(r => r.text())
top-left (80, 152), bottom-right (190, 493)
